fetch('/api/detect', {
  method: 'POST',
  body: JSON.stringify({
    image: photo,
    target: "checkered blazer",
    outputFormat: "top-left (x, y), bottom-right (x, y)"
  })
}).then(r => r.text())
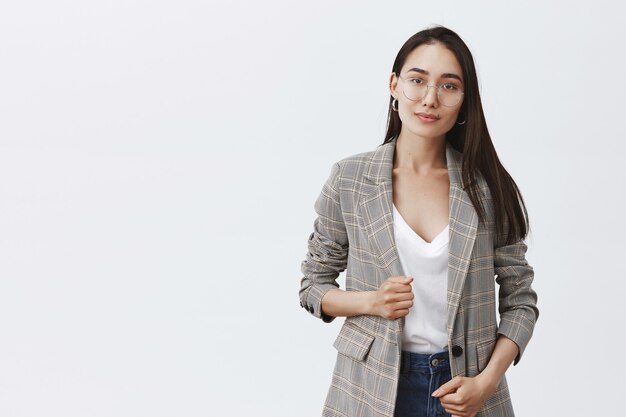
top-left (299, 137), bottom-right (539, 417)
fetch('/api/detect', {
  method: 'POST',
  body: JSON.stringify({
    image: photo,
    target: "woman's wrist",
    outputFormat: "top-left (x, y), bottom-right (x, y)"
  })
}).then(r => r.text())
top-left (362, 290), bottom-right (376, 316)
top-left (474, 370), bottom-right (500, 395)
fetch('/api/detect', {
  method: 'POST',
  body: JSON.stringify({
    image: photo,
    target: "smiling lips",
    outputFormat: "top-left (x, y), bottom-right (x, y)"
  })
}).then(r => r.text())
top-left (416, 112), bottom-right (440, 122)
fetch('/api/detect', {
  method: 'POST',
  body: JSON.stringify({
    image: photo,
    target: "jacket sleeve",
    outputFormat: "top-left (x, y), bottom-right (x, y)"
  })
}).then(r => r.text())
top-left (299, 162), bottom-right (349, 323)
top-left (494, 235), bottom-right (539, 365)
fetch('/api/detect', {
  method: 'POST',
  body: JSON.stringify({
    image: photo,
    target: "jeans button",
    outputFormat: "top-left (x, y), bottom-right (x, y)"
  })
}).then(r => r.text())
top-left (431, 358), bottom-right (439, 366)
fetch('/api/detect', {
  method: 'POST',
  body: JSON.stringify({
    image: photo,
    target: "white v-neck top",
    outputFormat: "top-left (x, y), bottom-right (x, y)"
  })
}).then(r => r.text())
top-left (392, 203), bottom-right (449, 353)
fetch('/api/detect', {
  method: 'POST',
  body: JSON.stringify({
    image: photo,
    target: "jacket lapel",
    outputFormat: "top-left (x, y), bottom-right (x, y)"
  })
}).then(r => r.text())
top-left (445, 150), bottom-right (478, 335)
top-left (356, 138), bottom-right (478, 336)
top-left (357, 140), bottom-right (404, 284)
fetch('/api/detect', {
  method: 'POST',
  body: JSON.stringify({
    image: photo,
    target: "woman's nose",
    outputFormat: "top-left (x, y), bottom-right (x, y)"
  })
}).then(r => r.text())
top-left (422, 85), bottom-right (439, 107)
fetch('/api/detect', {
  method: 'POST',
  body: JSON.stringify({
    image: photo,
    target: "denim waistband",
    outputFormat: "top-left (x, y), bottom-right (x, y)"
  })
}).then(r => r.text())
top-left (400, 349), bottom-right (450, 373)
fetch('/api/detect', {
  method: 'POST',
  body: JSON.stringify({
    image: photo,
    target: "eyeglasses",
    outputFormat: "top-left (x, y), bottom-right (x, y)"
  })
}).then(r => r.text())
top-left (396, 73), bottom-right (464, 107)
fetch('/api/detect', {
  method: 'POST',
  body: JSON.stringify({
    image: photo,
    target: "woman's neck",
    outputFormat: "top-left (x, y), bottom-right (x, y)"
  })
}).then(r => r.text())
top-left (394, 134), bottom-right (447, 174)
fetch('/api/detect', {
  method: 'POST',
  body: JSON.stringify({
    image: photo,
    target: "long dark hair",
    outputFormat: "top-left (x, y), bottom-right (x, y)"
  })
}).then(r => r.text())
top-left (383, 25), bottom-right (529, 245)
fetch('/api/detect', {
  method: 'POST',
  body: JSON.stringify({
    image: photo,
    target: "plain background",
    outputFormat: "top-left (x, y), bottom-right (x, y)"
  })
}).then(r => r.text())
top-left (1, 1), bottom-right (625, 416)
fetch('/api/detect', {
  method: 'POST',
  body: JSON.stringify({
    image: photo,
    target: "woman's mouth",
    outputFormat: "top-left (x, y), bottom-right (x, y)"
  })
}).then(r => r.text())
top-left (415, 112), bottom-right (439, 123)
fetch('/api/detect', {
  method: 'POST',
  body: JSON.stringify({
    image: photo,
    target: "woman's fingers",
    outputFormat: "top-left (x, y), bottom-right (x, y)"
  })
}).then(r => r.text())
top-left (394, 299), bottom-right (414, 309)
top-left (388, 308), bottom-right (410, 319)
top-left (387, 275), bottom-right (413, 283)
top-left (385, 286), bottom-right (414, 297)
top-left (380, 300), bottom-right (413, 318)
top-left (382, 290), bottom-right (414, 305)
top-left (390, 282), bottom-right (413, 292)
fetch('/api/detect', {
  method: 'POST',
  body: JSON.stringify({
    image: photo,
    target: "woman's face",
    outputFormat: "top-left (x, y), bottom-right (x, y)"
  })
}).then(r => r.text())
top-left (389, 42), bottom-right (465, 141)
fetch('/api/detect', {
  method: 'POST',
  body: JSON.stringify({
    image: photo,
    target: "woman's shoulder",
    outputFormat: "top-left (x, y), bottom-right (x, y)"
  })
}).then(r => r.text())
top-left (336, 149), bottom-right (377, 165)
top-left (329, 147), bottom-right (381, 183)
top-left (333, 141), bottom-right (392, 174)
top-left (337, 140), bottom-right (386, 162)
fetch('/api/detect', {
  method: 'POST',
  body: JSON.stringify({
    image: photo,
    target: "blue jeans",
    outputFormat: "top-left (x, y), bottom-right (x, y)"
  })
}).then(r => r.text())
top-left (393, 350), bottom-right (452, 417)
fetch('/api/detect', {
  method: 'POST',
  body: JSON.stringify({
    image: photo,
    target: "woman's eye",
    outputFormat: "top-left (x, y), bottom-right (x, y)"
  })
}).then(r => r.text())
top-left (442, 83), bottom-right (458, 91)
top-left (409, 78), bottom-right (424, 84)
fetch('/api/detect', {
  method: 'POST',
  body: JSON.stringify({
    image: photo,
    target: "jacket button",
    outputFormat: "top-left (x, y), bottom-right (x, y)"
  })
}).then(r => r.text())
top-left (451, 345), bottom-right (463, 357)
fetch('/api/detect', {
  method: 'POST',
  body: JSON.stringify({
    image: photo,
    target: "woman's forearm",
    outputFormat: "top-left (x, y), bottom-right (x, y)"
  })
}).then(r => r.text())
top-left (320, 288), bottom-right (375, 317)
top-left (476, 335), bottom-right (519, 390)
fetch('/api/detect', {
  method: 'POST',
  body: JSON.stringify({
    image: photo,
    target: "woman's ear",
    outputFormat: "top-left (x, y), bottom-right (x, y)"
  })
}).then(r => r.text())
top-left (389, 72), bottom-right (398, 99)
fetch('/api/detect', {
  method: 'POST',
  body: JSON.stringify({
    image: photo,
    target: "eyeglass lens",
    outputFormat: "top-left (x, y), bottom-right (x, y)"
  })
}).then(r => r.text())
top-left (402, 81), bottom-right (462, 107)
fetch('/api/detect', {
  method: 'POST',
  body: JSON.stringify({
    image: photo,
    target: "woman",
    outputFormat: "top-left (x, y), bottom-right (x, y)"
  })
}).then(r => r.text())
top-left (299, 25), bottom-right (538, 417)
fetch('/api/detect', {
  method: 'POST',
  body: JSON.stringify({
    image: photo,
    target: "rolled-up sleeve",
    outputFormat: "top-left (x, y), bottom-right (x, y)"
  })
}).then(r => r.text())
top-left (494, 236), bottom-right (539, 365)
top-left (299, 162), bottom-right (349, 323)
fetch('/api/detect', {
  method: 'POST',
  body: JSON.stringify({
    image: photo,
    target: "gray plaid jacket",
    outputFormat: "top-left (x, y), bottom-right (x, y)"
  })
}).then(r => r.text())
top-left (299, 137), bottom-right (539, 417)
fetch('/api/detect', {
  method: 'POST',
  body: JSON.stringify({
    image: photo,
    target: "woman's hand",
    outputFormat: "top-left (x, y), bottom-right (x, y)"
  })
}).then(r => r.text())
top-left (431, 374), bottom-right (497, 417)
top-left (369, 276), bottom-right (414, 319)
top-left (431, 336), bottom-right (518, 416)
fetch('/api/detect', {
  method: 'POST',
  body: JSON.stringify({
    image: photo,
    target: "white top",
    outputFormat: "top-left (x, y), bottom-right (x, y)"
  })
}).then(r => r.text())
top-left (392, 203), bottom-right (449, 354)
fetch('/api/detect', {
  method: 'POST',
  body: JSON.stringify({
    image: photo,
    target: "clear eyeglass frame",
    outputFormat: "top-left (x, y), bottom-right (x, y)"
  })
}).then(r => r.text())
top-left (396, 73), bottom-right (465, 107)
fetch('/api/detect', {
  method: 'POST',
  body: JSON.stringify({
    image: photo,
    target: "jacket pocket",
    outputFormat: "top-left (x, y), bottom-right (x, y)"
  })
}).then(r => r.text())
top-left (476, 339), bottom-right (496, 372)
top-left (332, 322), bottom-right (376, 361)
